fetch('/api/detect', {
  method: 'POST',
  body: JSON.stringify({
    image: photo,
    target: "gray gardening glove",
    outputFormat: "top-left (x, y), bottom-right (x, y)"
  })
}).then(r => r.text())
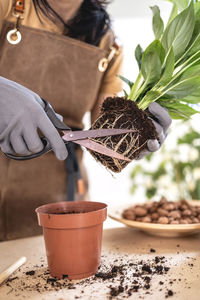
top-left (0, 76), bottom-right (68, 160)
top-left (136, 102), bottom-right (172, 160)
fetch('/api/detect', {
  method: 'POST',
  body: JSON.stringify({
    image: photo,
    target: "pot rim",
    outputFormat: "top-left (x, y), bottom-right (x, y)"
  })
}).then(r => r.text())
top-left (35, 201), bottom-right (107, 229)
top-left (35, 201), bottom-right (107, 216)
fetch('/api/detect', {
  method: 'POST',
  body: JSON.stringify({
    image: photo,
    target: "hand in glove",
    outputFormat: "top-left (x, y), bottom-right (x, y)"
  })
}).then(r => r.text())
top-left (136, 102), bottom-right (172, 160)
top-left (0, 76), bottom-right (68, 160)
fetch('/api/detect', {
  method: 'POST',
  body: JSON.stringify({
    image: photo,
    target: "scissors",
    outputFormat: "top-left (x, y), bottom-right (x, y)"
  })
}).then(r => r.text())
top-left (5, 99), bottom-right (133, 161)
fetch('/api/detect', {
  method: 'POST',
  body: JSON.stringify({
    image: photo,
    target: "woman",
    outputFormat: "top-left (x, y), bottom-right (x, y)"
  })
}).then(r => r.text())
top-left (0, 0), bottom-right (171, 240)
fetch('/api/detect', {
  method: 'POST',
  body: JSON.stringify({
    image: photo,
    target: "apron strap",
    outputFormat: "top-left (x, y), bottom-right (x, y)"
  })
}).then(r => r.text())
top-left (10, 0), bottom-right (25, 34)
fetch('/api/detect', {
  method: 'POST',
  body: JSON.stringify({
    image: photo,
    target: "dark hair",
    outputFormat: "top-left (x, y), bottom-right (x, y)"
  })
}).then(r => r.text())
top-left (32, 0), bottom-right (111, 45)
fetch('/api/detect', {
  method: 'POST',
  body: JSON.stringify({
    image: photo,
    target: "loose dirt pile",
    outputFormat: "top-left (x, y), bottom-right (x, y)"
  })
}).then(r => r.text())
top-left (5, 256), bottom-right (172, 299)
top-left (4, 246), bottom-right (198, 300)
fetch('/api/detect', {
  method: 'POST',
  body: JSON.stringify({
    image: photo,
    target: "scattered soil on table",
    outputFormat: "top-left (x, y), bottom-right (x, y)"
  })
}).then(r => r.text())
top-left (150, 248), bottom-right (156, 253)
top-left (4, 251), bottom-right (197, 299)
top-left (4, 252), bottom-right (178, 299)
top-left (90, 97), bottom-right (157, 173)
top-left (25, 271), bottom-right (35, 276)
top-left (166, 289), bottom-right (174, 298)
top-left (122, 197), bottom-right (200, 224)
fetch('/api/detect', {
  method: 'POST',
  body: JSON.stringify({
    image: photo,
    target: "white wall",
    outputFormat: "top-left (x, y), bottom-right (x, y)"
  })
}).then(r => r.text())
top-left (83, 0), bottom-right (173, 206)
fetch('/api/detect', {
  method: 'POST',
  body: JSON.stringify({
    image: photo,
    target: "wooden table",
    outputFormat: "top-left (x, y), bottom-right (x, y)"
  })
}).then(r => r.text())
top-left (0, 224), bottom-right (200, 300)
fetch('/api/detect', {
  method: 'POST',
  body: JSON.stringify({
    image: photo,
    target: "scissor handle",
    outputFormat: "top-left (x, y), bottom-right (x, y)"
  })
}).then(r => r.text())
top-left (4, 138), bottom-right (62, 161)
top-left (5, 99), bottom-right (71, 161)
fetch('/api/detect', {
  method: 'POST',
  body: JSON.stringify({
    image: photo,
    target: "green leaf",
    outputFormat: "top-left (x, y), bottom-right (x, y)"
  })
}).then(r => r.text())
top-left (181, 35), bottom-right (200, 64)
top-left (192, 179), bottom-right (200, 200)
top-left (182, 90), bottom-right (200, 104)
top-left (158, 100), bottom-right (199, 119)
top-left (123, 89), bottom-right (128, 98)
top-left (194, 2), bottom-right (200, 19)
top-left (135, 44), bottom-right (143, 69)
top-left (158, 47), bottom-right (175, 86)
top-left (166, 76), bottom-right (200, 98)
top-left (152, 162), bottom-right (167, 180)
top-left (178, 130), bottom-right (200, 144)
top-left (118, 75), bottom-right (134, 89)
top-left (177, 17), bottom-right (200, 66)
top-left (130, 165), bottom-right (143, 179)
top-left (173, 162), bottom-right (190, 182)
top-left (161, 2), bottom-right (195, 59)
top-left (168, 111), bottom-right (187, 119)
top-left (146, 187), bottom-right (157, 199)
top-left (141, 40), bottom-right (165, 85)
top-left (150, 6), bottom-right (164, 39)
top-left (181, 64), bottom-right (200, 80)
top-left (168, 0), bottom-right (189, 11)
top-left (145, 152), bottom-right (153, 161)
top-left (184, 5), bottom-right (200, 59)
top-left (130, 183), bottom-right (137, 195)
top-left (166, 3), bottom-right (178, 26)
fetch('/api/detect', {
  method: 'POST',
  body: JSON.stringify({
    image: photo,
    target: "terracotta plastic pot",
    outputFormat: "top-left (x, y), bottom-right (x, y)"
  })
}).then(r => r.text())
top-left (35, 201), bottom-right (107, 280)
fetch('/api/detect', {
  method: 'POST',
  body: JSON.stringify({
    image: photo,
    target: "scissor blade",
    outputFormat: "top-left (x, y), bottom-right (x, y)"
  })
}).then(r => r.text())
top-left (62, 128), bottom-right (134, 142)
top-left (73, 139), bottom-right (131, 162)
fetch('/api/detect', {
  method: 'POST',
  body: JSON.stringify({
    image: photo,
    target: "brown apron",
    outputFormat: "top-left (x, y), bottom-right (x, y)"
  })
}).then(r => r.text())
top-left (0, 4), bottom-right (116, 240)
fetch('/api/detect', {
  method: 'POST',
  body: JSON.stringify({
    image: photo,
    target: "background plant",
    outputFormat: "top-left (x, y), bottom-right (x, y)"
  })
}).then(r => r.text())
top-left (130, 119), bottom-right (200, 200)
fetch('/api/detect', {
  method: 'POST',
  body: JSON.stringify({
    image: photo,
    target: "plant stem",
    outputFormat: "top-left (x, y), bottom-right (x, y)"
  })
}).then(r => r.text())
top-left (160, 55), bottom-right (200, 91)
top-left (138, 100), bottom-right (152, 110)
top-left (174, 40), bottom-right (200, 67)
top-left (132, 80), bottom-right (149, 101)
top-left (128, 72), bottom-right (143, 100)
top-left (175, 48), bottom-right (200, 70)
top-left (138, 72), bottom-right (199, 110)
top-left (138, 53), bottom-right (200, 110)
top-left (154, 52), bottom-right (200, 94)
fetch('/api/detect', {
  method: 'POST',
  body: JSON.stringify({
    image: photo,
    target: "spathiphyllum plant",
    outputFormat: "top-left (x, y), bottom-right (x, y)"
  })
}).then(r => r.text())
top-left (90, 1), bottom-right (200, 173)
top-left (122, 1), bottom-right (200, 117)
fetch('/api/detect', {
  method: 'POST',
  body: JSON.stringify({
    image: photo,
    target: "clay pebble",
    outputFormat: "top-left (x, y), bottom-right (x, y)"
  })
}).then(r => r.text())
top-left (122, 198), bottom-right (200, 225)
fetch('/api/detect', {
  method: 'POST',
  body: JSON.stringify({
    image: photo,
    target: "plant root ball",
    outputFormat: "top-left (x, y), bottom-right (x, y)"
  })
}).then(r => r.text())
top-left (89, 97), bottom-right (157, 172)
